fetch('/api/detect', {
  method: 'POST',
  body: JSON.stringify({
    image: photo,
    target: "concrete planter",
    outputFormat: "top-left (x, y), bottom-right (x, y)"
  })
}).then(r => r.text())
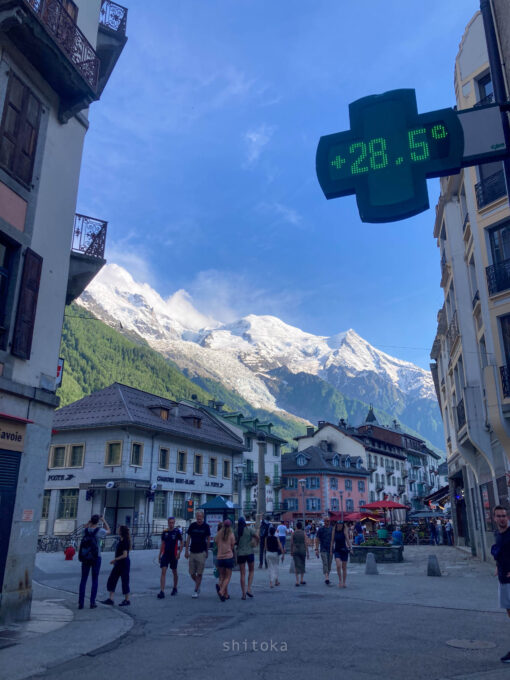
top-left (350, 545), bottom-right (404, 563)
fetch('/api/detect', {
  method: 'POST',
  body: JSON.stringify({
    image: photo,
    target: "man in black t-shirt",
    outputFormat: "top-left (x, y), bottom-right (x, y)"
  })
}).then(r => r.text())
top-left (185, 510), bottom-right (211, 598)
top-left (492, 505), bottom-right (510, 663)
top-left (157, 517), bottom-right (182, 599)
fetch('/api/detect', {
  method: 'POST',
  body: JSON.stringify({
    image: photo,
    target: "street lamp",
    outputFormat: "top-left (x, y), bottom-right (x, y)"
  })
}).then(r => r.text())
top-left (339, 490), bottom-right (344, 522)
top-left (234, 462), bottom-right (246, 511)
top-left (298, 478), bottom-right (306, 527)
top-left (256, 432), bottom-right (267, 527)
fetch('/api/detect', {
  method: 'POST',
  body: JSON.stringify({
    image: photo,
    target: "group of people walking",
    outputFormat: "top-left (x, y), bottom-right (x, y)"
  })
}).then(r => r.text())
top-left (76, 511), bottom-right (353, 608)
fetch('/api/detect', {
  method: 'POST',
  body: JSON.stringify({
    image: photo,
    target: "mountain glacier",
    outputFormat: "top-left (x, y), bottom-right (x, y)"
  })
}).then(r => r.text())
top-left (77, 264), bottom-right (442, 449)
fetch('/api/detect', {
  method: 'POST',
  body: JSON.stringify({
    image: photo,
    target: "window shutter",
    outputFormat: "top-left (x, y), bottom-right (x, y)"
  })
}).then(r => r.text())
top-left (11, 248), bottom-right (42, 359)
top-left (0, 74), bottom-right (42, 186)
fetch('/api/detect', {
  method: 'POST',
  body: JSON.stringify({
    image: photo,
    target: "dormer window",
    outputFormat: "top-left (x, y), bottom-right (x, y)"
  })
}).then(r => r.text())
top-left (356, 459), bottom-right (362, 469)
top-left (332, 454), bottom-right (340, 467)
top-left (296, 454), bottom-right (307, 467)
top-left (345, 456), bottom-right (351, 468)
top-left (160, 408), bottom-right (169, 420)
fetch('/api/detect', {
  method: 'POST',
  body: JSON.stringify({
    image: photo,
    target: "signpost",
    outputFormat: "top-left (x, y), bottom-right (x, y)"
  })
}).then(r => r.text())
top-left (316, 88), bottom-right (508, 223)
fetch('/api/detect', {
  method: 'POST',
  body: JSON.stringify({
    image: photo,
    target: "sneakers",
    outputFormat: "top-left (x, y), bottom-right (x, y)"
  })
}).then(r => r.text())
top-left (325, 579), bottom-right (330, 585)
top-left (192, 591), bottom-right (199, 598)
top-left (119, 600), bottom-right (130, 607)
top-left (101, 599), bottom-right (114, 605)
top-left (501, 651), bottom-right (510, 663)
top-left (157, 591), bottom-right (165, 599)
top-left (171, 587), bottom-right (178, 596)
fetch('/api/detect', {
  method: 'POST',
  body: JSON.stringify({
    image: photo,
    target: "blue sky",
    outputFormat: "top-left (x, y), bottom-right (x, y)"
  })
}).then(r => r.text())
top-left (78, 0), bottom-right (481, 370)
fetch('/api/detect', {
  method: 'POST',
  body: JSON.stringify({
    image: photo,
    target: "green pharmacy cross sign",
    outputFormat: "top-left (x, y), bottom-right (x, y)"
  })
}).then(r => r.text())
top-left (316, 88), bottom-right (508, 223)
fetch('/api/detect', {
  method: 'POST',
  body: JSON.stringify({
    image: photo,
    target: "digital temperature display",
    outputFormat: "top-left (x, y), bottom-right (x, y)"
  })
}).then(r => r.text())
top-left (316, 89), bottom-right (465, 223)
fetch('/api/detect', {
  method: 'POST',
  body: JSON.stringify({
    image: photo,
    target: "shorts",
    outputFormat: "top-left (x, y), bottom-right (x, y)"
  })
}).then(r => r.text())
top-left (278, 536), bottom-right (286, 549)
top-left (160, 554), bottom-right (178, 570)
top-left (217, 558), bottom-right (235, 569)
top-left (499, 582), bottom-right (510, 609)
top-left (334, 550), bottom-right (349, 562)
top-left (237, 553), bottom-right (255, 565)
top-left (188, 551), bottom-right (207, 576)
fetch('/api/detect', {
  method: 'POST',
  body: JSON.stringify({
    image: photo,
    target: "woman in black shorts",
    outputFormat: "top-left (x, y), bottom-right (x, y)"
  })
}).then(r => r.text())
top-left (331, 520), bottom-right (351, 588)
top-left (101, 525), bottom-right (131, 606)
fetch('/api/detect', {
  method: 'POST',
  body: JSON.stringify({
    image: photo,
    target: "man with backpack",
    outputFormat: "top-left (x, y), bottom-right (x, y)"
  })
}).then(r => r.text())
top-left (78, 514), bottom-right (110, 609)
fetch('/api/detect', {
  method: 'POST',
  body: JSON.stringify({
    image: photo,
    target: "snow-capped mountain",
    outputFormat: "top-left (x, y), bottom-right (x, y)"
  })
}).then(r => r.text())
top-left (77, 264), bottom-right (441, 448)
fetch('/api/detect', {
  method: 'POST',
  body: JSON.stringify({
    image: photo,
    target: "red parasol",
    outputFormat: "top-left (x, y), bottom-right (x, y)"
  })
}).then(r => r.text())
top-left (360, 500), bottom-right (408, 509)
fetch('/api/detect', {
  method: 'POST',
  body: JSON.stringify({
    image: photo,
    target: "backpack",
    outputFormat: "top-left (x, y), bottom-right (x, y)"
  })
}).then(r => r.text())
top-left (78, 527), bottom-right (100, 565)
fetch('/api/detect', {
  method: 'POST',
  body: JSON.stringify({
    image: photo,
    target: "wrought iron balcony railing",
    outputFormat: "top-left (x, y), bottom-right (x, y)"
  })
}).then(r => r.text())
top-left (456, 398), bottom-right (466, 430)
top-left (446, 311), bottom-right (460, 348)
top-left (243, 472), bottom-right (258, 487)
top-left (440, 254), bottom-right (451, 287)
top-left (500, 365), bottom-right (510, 399)
top-left (72, 214), bottom-right (107, 258)
top-left (474, 93), bottom-right (494, 107)
top-left (272, 476), bottom-right (284, 489)
top-left (99, 0), bottom-right (128, 35)
top-left (25, 0), bottom-right (100, 91)
top-left (486, 257), bottom-right (510, 296)
top-left (475, 169), bottom-right (507, 210)
top-left (243, 501), bottom-right (257, 513)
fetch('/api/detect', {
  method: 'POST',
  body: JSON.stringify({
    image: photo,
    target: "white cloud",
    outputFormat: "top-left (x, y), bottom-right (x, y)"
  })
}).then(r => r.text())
top-left (187, 269), bottom-right (305, 324)
top-left (244, 124), bottom-right (275, 165)
top-left (259, 201), bottom-right (302, 227)
top-left (105, 241), bottom-right (156, 289)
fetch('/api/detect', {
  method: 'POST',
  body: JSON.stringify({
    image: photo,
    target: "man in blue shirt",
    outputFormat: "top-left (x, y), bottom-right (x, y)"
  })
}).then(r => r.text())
top-left (391, 526), bottom-right (403, 546)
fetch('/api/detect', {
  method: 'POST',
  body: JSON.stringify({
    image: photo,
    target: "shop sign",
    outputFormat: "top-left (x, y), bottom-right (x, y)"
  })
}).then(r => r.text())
top-left (0, 418), bottom-right (26, 452)
top-left (206, 481), bottom-right (224, 488)
top-left (156, 475), bottom-right (195, 485)
top-left (47, 474), bottom-right (75, 481)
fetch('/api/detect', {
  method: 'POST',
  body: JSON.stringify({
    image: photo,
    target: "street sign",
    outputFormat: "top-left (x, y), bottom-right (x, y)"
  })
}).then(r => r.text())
top-left (316, 89), bottom-right (508, 223)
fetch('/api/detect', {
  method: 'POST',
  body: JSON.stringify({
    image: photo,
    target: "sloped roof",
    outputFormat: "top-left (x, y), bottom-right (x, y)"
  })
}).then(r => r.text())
top-left (53, 383), bottom-right (245, 451)
top-left (282, 446), bottom-right (369, 476)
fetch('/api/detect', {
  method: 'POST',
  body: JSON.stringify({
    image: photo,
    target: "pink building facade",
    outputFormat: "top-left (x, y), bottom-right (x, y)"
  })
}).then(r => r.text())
top-left (281, 446), bottom-right (370, 522)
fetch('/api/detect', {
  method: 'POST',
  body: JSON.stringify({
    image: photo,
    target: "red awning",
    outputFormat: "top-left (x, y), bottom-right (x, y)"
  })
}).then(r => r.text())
top-left (0, 412), bottom-right (33, 424)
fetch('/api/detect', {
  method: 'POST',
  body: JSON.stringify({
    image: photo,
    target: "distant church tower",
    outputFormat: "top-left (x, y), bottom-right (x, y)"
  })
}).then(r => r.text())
top-left (365, 404), bottom-right (378, 424)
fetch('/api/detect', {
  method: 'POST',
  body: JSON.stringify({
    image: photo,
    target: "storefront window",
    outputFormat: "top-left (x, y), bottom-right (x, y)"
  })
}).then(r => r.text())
top-left (41, 490), bottom-right (51, 519)
top-left (57, 489), bottom-right (78, 519)
top-left (173, 491), bottom-right (185, 518)
top-left (153, 491), bottom-right (166, 519)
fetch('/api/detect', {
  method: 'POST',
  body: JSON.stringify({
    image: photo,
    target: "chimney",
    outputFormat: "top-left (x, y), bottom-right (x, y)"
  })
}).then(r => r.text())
top-left (306, 426), bottom-right (315, 437)
top-left (320, 440), bottom-right (328, 451)
top-left (338, 418), bottom-right (346, 429)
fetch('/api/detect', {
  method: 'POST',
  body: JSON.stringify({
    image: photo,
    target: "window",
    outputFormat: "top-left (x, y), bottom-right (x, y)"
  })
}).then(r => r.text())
top-left (274, 444), bottom-right (280, 457)
top-left (177, 450), bottom-right (187, 473)
top-left (305, 477), bottom-right (320, 489)
top-left (359, 499), bottom-right (366, 508)
top-left (477, 72), bottom-right (494, 103)
top-left (345, 456), bottom-right (351, 467)
top-left (194, 454), bottom-right (203, 475)
top-left (345, 499), bottom-right (354, 512)
top-left (345, 479), bottom-right (352, 490)
top-left (153, 491), bottom-right (166, 519)
top-left (306, 497), bottom-right (321, 511)
top-left (49, 446), bottom-right (66, 468)
top-left (501, 314), bottom-right (510, 368)
top-left (332, 455), bottom-right (340, 466)
top-left (286, 477), bottom-right (297, 489)
top-left (223, 459), bottom-right (231, 479)
top-left (330, 477), bottom-right (338, 489)
top-left (296, 454), bottom-right (307, 466)
top-left (105, 441), bottom-right (122, 466)
top-left (330, 498), bottom-right (339, 511)
top-left (358, 480), bottom-right (365, 492)
top-left (208, 457), bottom-right (217, 476)
top-left (159, 447), bottom-right (169, 470)
top-left (57, 489), bottom-right (78, 519)
top-left (0, 73), bottom-right (42, 186)
top-left (69, 444), bottom-right (84, 468)
top-left (41, 490), bottom-right (51, 519)
top-left (356, 459), bottom-right (362, 469)
top-left (286, 498), bottom-right (298, 511)
top-left (130, 442), bottom-right (143, 467)
top-left (173, 491), bottom-right (185, 518)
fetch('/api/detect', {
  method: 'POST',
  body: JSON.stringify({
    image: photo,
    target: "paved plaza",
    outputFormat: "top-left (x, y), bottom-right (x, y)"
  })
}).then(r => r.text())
top-left (2, 545), bottom-right (510, 680)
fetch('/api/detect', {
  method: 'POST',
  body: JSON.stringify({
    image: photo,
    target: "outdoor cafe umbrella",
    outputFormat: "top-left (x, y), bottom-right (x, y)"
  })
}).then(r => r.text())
top-left (360, 500), bottom-right (409, 525)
